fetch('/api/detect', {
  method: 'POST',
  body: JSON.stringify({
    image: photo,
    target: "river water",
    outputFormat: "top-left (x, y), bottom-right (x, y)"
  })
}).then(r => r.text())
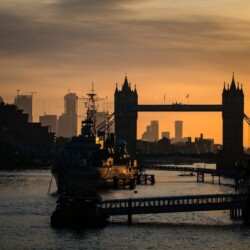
top-left (0, 164), bottom-right (250, 249)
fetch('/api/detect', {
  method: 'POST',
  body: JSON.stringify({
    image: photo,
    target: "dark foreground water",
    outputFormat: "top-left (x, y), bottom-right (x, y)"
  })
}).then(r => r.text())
top-left (0, 164), bottom-right (250, 249)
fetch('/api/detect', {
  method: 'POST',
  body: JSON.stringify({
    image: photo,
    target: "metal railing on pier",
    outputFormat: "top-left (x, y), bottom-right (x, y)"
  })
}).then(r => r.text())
top-left (101, 193), bottom-right (247, 217)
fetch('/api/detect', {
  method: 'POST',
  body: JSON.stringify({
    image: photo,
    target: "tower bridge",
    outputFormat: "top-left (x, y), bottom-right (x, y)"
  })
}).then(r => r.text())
top-left (114, 75), bottom-right (249, 170)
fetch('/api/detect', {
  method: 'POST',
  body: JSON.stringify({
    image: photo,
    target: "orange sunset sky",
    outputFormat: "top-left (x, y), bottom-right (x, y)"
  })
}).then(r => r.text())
top-left (1, 1), bottom-right (250, 147)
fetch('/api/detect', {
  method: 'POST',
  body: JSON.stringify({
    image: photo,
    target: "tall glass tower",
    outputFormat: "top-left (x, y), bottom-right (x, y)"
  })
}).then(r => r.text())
top-left (58, 92), bottom-right (78, 138)
top-left (175, 120), bottom-right (183, 142)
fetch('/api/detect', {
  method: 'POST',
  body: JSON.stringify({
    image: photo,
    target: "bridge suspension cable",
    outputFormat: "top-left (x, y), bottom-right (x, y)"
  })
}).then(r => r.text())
top-left (244, 114), bottom-right (250, 125)
top-left (244, 114), bottom-right (250, 148)
top-left (96, 112), bottom-right (114, 134)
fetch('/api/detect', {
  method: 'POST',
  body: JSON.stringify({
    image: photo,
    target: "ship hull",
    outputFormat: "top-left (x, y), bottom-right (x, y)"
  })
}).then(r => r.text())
top-left (52, 165), bottom-right (129, 193)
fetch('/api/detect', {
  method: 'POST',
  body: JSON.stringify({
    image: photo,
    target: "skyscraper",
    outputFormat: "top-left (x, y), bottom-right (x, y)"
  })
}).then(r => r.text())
top-left (39, 114), bottom-right (57, 133)
top-left (175, 120), bottom-right (183, 142)
top-left (58, 92), bottom-right (78, 138)
top-left (14, 94), bottom-right (33, 122)
top-left (150, 120), bottom-right (159, 141)
top-left (141, 125), bottom-right (151, 141)
top-left (141, 120), bottom-right (159, 142)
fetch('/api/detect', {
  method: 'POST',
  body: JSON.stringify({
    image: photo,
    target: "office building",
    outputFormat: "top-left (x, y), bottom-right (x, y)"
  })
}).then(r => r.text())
top-left (14, 94), bottom-right (33, 122)
top-left (175, 120), bottom-right (183, 142)
top-left (0, 102), bottom-right (55, 154)
top-left (141, 120), bottom-right (159, 142)
top-left (58, 92), bottom-right (78, 138)
top-left (150, 120), bottom-right (159, 141)
top-left (141, 125), bottom-right (151, 141)
top-left (39, 114), bottom-right (57, 133)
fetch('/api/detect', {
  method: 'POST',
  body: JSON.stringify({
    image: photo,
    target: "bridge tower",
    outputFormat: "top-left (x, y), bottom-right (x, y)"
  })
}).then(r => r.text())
top-left (219, 74), bottom-right (244, 169)
top-left (114, 76), bottom-right (138, 161)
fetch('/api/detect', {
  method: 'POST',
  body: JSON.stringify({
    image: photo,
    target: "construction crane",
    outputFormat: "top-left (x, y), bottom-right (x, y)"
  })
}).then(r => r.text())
top-left (24, 91), bottom-right (37, 96)
top-left (16, 90), bottom-right (37, 97)
top-left (23, 91), bottom-right (37, 99)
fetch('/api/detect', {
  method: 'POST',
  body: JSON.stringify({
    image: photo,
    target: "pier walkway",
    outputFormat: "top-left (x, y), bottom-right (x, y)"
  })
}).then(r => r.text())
top-left (101, 193), bottom-right (247, 224)
top-left (142, 165), bottom-right (245, 183)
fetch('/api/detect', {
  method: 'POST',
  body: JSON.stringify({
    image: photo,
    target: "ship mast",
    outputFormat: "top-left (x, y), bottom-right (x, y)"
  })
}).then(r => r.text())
top-left (85, 82), bottom-right (97, 135)
top-left (81, 82), bottom-right (103, 138)
top-left (81, 83), bottom-right (112, 142)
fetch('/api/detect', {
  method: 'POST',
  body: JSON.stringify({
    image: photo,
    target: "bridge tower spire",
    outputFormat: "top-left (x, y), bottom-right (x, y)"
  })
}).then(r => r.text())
top-left (219, 74), bottom-right (244, 169)
top-left (114, 75), bottom-right (138, 162)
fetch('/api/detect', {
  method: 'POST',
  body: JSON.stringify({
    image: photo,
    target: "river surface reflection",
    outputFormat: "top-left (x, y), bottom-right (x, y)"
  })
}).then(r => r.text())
top-left (0, 165), bottom-right (249, 249)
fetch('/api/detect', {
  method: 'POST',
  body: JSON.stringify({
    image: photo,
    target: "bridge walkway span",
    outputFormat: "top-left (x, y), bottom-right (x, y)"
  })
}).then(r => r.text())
top-left (101, 193), bottom-right (247, 217)
top-left (134, 104), bottom-right (222, 112)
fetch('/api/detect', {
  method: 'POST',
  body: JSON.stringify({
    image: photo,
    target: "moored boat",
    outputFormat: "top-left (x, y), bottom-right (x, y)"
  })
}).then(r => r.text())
top-left (52, 86), bottom-right (134, 193)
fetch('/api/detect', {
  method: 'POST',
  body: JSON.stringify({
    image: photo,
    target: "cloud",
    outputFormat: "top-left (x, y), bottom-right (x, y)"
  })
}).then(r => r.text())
top-left (0, 1), bottom-right (250, 74)
top-left (51, 0), bottom-right (151, 20)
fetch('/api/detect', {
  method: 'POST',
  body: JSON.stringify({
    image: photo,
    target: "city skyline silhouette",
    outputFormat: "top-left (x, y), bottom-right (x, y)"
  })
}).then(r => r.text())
top-left (1, 1), bottom-right (250, 146)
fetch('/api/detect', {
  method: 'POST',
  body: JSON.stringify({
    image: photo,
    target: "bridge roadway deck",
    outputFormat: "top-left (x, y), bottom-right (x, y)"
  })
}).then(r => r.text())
top-left (101, 193), bottom-right (247, 216)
